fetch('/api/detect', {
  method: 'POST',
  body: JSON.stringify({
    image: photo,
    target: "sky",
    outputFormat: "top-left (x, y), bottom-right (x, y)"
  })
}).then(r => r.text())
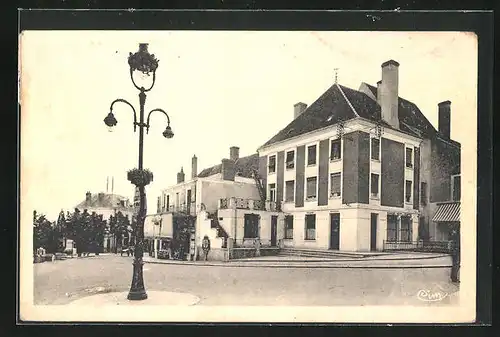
top-left (19, 31), bottom-right (477, 221)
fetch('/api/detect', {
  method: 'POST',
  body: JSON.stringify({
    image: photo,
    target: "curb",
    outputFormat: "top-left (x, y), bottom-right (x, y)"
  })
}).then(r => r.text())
top-left (143, 258), bottom-right (452, 269)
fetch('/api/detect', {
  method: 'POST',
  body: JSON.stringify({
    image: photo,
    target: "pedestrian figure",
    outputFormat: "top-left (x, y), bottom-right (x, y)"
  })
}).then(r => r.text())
top-left (202, 235), bottom-right (211, 261)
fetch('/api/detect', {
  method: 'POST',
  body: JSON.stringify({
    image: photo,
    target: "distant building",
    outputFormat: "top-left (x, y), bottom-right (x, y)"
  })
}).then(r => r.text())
top-left (74, 191), bottom-right (135, 252)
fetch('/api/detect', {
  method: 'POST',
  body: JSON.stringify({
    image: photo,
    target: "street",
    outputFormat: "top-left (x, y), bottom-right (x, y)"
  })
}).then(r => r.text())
top-left (34, 255), bottom-right (459, 306)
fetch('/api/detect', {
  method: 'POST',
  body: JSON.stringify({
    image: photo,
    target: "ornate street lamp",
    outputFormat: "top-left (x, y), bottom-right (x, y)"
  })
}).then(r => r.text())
top-left (104, 43), bottom-right (174, 301)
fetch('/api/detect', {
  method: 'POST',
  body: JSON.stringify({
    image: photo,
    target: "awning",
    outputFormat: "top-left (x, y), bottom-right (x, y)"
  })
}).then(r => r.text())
top-left (432, 202), bottom-right (460, 222)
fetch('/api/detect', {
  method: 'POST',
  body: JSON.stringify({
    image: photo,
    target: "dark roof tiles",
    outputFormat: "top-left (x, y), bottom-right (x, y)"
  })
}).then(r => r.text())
top-left (197, 153), bottom-right (259, 179)
top-left (261, 81), bottom-right (443, 148)
top-left (75, 193), bottom-right (132, 211)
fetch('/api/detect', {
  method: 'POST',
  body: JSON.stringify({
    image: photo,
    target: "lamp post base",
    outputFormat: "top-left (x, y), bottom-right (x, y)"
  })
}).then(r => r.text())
top-left (127, 289), bottom-right (148, 301)
top-left (127, 258), bottom-right (148, 301)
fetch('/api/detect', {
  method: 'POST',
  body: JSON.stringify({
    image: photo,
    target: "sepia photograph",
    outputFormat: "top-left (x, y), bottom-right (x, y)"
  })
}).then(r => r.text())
top-left (19, 28), bottom-right (478, 323)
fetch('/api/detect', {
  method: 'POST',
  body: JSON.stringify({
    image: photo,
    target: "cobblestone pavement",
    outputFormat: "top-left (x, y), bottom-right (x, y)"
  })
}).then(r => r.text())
top-left (33, 255), bottom-right (459, 306)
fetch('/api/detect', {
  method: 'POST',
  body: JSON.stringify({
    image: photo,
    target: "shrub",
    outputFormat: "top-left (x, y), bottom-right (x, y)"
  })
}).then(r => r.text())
top-left (157, 250), bottom-right (170, 260)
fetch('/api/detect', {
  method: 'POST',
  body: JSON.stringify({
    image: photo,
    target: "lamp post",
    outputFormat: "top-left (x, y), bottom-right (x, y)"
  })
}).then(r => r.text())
top-left (104, 43), bottom-right (174, 301)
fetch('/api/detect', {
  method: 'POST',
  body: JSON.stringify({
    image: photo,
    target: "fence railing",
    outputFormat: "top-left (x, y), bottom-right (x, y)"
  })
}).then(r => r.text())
top-left (383, 240), bottom-right (455, 253)
top-left (232, 238), bottom-right (276, 248)
top-left (218, 198), bottom-right (278, 211)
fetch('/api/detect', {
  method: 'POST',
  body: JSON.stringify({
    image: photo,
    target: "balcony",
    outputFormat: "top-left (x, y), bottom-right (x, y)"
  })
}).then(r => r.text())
top-left (164, 202), bottom-right (196, 216)
top-left (218, 197), bottom-right (279, 212)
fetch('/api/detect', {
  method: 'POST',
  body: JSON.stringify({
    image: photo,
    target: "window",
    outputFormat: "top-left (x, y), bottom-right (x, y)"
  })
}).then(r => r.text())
top-left (307, 145), bottom-right (317, 165)
top-left (306, 177), bottom-right (317, 199)
top-left (371, 138), bottom-right (380, 160)
top-left (452, 175), bottom-right (461, 201)
top-left (166, 195), bottom-right (170, 211)
top-left (371, 173), bottom-right (379, 197)
top-left (399, 216), bottom-right (412, 242)
top-left (305, 214), bottom-right (316, 240)
top-left (330, 172), bottom-right (341, 197)
top-left (269, 183), bottom-right (276, 202)
top-left (285, 180), bottom-right (295, 202)
top-left (268, 155), bottom-right (276, 173)
top-left (405, 180), bottom-right (412, 203)
top-left (286, 151), bottom-right (295, 169)
top-left (387, 214), bottom-right (397, 242)
top-left (420, 182), bottom-right (427, 205)
top-left (244, 214), bottom-right (259, 238)
top-left (330, 139), bottom-right (341, 161)
top-left (405, 147), bottom-right (413, 168)
top-left (285, 215), bottom-right (294, 239)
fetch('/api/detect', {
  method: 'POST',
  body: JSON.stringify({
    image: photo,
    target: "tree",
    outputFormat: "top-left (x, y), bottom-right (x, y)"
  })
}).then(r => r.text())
top-left (33, 211), bottom-right (59, 254)
top-left (108, 211), bottom-right (131, 252)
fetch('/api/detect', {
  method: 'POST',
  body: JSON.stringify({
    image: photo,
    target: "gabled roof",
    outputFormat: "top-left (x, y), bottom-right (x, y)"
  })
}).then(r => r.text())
top-left (75, 193), bottom-right (133, 211)
top-left (261, 84), bottom-right (361, 147)
top-left (260, 81), bottom-right (444, 149)
top-left (197, 153), bottom-right (259, 179)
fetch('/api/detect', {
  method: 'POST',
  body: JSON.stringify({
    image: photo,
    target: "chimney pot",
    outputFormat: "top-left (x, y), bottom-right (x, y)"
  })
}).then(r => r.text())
top-left (177, 167), bottom-right (185, 184)
top-left (230, 146), bottom-right (240, 162)
top-left (380, 60), bottom-right (400, 129)
top-left (438, 100), bottom-right (451, 139)
top-left (192, 155), bottom-right (198, 179)
top-left (294, 102), bottom-right (308, 119)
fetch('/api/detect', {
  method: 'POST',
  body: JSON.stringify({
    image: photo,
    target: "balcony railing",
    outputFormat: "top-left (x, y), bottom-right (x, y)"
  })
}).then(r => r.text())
top-left (218, 197), bottom-right (280, 211)
top-left (383, 240), bottom-right (455, 253)
top-left (163, 202), bottom-right (196, 215)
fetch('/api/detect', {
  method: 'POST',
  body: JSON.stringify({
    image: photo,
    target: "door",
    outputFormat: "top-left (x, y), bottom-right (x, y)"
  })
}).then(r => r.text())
top-left (186, 189), bottom-right (192, 214)
top-left (330, 213), bottom-right (340, 250)
top-left (271, 215), bottom-right (278, 246)
top-left (370, 213), bottom-right (378, 251)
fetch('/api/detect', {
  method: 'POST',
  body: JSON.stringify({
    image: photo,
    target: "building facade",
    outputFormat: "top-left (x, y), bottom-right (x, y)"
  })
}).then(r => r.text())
top-left (257, 59), bottom-right (461, 252)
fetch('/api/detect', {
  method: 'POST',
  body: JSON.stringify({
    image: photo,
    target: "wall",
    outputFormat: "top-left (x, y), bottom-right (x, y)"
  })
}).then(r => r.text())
top-left (429, 137), bottom-right (461, 203)
top-left (160, 180), bottom-right (197, 212)
top-left (200, 179), bottom-right (260, 213)
top-left (380, 137), bottom-right (405, 207)
top-left (217, 208), bottom-right (282, 244)
top-left (144, 213), bottom-right (173, 238)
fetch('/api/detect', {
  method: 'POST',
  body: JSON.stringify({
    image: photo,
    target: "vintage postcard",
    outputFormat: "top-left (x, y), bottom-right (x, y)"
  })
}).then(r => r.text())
top-left (19, 30), bottom-right (477, 323)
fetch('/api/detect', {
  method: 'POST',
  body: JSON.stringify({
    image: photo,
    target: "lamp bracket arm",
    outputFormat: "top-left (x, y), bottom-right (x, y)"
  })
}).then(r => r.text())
top-left (146, 108), bottom-right (171, 134)
top-left (110, 98), bottom-right (138, 131)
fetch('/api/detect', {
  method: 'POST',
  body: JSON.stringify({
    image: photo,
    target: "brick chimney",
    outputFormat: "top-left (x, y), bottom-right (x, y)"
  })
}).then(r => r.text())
top-left (85, 191), bottom-right (91, 202)
top-left (230, 146), bottom-right (240, 162)
top-left (192, 155), bottom-right (198, 179)
top-left (97, 192), bottom-right (105, 204)
top-left (221, 159), bottom-right (236, 181)
top-left (438, 100), bottom-right (451, 139)
top-left (379, 60), bottom-right (400, 129)
top-left (177, 167), bottom-right (185, 184)
top-left (294, 102), bottom-right (307, 119)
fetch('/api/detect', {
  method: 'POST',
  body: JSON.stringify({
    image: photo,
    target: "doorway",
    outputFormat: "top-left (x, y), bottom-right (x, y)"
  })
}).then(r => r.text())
top-left (271, 215), bottom-right (278, 246)
top-left (370, 213), bottom-right (378, 251)
top-left (330, 213), bottom-right (340, 250)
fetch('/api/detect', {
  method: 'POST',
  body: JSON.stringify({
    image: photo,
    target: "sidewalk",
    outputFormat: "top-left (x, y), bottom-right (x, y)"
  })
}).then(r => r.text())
top-left (143, 252), bottom-right (452, 269)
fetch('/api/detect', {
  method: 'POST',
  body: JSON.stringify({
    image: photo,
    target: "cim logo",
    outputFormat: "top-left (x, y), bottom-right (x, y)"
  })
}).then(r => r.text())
top-left (416, 285), bottom-right (450, 302)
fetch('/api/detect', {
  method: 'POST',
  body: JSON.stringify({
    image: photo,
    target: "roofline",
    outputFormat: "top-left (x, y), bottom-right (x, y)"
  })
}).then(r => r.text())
top-left (257, 118), bottom-right (358, 152)
top-left (434, 134), bottom-right (461, 149)
top-left (258, 116), bottom-right (425, 152)
top-left (336, 83), bottom-right (360, 117)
